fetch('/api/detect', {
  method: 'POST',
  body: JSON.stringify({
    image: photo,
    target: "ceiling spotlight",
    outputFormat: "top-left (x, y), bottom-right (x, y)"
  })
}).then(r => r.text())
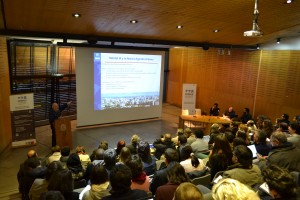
top-left (213, 29), bottom-right (220, 33)
top-left (130, 20), bottom-right (138, 24)
top-left (176, 25), bottom-right (183, 29)
top-left (256, 44), bottom-right (260, 49)
top-left (277, 38), bottom-right (281, 44)
top-left (72, 13), bottom-right (81, 18)
top-left (286, 0), bottom-right (293, 3)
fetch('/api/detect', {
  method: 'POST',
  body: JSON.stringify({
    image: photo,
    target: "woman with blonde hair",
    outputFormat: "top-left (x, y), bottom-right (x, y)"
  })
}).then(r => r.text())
top-left (212, 178), bottom-right (259, 200)
top-left (173, 182), bottom-right (203, 200)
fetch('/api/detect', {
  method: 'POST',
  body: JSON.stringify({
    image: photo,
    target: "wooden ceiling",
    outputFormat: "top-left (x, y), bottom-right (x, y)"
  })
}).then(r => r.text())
top-left (1, 0), bottom-right (300, 48)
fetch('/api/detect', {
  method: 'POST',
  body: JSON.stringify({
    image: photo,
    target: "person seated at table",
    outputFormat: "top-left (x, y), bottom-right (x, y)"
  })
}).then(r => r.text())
top-left (210, 103), bottom-right (220, 116)
top-left (224, 106), bottom-right (236, 119)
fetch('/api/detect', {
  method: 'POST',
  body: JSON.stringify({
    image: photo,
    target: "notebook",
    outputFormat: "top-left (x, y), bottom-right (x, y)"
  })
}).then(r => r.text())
top-left (247, 144), bottom-right (258, 159)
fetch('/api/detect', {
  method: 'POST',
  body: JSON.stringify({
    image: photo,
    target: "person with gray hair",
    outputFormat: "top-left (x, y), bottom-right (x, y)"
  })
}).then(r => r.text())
top-left (258, 131), bottom-right (300, 172)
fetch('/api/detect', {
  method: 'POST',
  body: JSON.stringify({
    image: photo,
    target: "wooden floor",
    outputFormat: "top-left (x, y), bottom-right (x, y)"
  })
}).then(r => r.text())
top-left (0, 103), bottom-right (181, 199)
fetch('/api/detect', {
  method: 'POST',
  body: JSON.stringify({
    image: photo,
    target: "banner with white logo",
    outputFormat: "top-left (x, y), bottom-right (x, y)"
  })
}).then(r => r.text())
top-left (182, 84), bottom-right (197, 115)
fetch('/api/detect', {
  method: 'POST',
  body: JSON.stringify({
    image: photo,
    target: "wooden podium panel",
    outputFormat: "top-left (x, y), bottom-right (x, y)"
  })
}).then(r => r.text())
top-left (179, 115), bottom-right (231, 135)
top-left (55, 117), bottom-right (72, 148)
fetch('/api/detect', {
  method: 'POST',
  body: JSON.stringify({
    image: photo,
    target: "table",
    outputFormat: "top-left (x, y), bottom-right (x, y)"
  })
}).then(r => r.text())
top-left (178, 115), bottom-right (231, 135)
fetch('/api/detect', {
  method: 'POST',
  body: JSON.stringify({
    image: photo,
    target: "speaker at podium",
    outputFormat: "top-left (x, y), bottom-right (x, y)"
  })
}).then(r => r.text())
top-left (54, 117), bottom-right (72, 148)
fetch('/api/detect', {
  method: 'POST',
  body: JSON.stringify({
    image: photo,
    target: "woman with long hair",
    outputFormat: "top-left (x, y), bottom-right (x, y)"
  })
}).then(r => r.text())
top-left (208, 134), bottom-right (233, 181)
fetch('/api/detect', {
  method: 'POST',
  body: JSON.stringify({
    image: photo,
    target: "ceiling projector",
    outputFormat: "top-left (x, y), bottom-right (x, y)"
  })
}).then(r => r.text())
top-left (244, 30), bottom-right (263, 37)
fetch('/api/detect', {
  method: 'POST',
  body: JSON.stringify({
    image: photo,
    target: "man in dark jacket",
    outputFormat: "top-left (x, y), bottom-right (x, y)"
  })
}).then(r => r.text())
top-left (153, 133), bottom-right (176, 160)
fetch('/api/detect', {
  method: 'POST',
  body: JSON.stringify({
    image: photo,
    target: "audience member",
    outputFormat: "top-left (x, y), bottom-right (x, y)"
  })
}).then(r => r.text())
top-left (253, 129), bottom-right (271, 156)
top-left (48, 145), bottom-right (61, 164)
top-left (212, 178), bottom-right (260, 200)
top-left (208, 134), bottom-right (233, 181)
top-left (261, 164), bottom-right (298, 199)
top-left (150, 148), bottom-right (179, 194)
top-left (81, 164), bottom-right (110, 200)
top-left (224, 106), bottom-right (236, 119)
top-left (19, 157), bottom-right (47, 200)
top-left (177, 135), bottom-right (189, 161)
top-left (247, 120), bottom-right (257, 133)
top-left (262, 119), bottom-right (274, 138)
top-left (258, 131), bottom-right (300, 172)
top-left (235, 130), bottom-right (249, 145)
top-left (76, 146), bottom-right (91, 171)
top-left (240, 108), bottom-right (252, 124)
top-left (125, 154), bottom-right (150, 193)
top-left (40, 191), bottom-right (65, 200)
top-left (155, 162), bottom-right (190, 200)
top-left (85, 148), bottom-right (105, 183)
top-left (256, 115), bottom-right (269, 130)
top-left (294, 115), bottom-right (300, 122)
top-left (29, 161), bottom-right (63, 200)
top-left (90, 140), bottom-right (108, 162)
top-left (191, 129), bottom-right (208, 157)
top-left (174, 182), bottom-right (203, 200)
top-left (47, 169), bottom-right (79, 200)
top-left (153, 133), bottom-right (176, 160)
top-left (137, 141), bottom-right (156, 176)
top-left (288, 121), bottom-right (300, 149)
top-left (210, 103), bottom-right (220, 116)
top-left (67, 153), bottom-right (85, 181)
top-left (281, 113), bottom-right (290, 125)
top-left (102, 164), bottom-right (148, 200)
top-left (179, 145), bottom-right (205, 173)
top-left (186, 129), bottom-right (197, 145)
top-left (277, 122), bottom-right (290, 136)
top-left (232, 137), bottom-right (247, 149)
top-left (171, 128), bottom-right (184, 146)
top-left (117, 147), bottom-right (131, 164)
top-left (116, 140), bottom-right (126, 156)
top-left (126, 134), bottom-right (140, 154)
top-left (103, 149), bottom-right (117, 174)
top-left (223, 145), bottom-right (263, 187)
top-left (60, 146), bottom-right (71, 169)
top-left (208, 123), bottom-right (220, 148)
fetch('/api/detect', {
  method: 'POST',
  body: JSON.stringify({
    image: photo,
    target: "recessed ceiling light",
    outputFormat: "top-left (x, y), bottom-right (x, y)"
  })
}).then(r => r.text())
top-left (176, 25), bottom-right (183, 29)
top-left (286, 0), bottom-right (293, 3)
top-left (130, 20), bottom-right (138, 24)
top-left (213, 29), bottom-right (220, 33)
top-left (72, 13), bottom-right (81, 18)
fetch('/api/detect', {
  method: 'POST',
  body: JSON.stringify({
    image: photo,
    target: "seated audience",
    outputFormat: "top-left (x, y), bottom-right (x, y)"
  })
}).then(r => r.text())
top-left (102, 164), bottom-right (148, 200)
top-left (277, 122), bottom-right (290, 136)
top-left (208, 123), bottom-right (220, 148)
top-left (208, 134), bottom-right (233, 181)
top-left (60, 146), bottom-right (71, 169)
top-left (40, 191), bottom-right (65, 200)
top-left (126, 134), bottom-right (140, 154)
top-left (258, 131), bottom-right (300, 172)
top-left (173, 182), bottom-right (203, 200)
top-left (281, 113), bottom-right (290, 125)
top-left (155, 162), bottom-right (190, 200)
top-left (224, 106), bottom-right (236, 119)
top-left (48, 145), bottom-right (61, 164)
top-left (179, 145), bottom-right (205, 173)
top-left (253, 129), bottom-right (271, 156)
top-left (191, 129), bottom-right (209, 157)
top-left (137, 141), bottom-right (156, 176)
top-left (261, 164), bottom-right (298, 199)
top-left (247, 120), bottom-right (257, 133)
top-left (117, 147), bottom-right (131, 164)
top-left (81, 164), bottom-right (110, 200)
top-left (125, 154), bottom-right (150, 193)
top-left (240, 108), bottom-right (252, 124)
top-left (153, 133), bottom-right (176, 160)
top-left (85, 148), bottom-right (105, 183)
top-left (223, 145), bottom-right (263, 187)
top-left (103, 149), bottom-right (117, 174)
top-left (232, 137), bottom-right (247, 149)
top-left (262, 119), bottom-right (274, 138)
top-left (288, 121), bottom-right (300, 149)
top-left (47, 169), bottom-right (80, 200)
top-left (171, 128), bottom-right (184, 146)
top-left (186, 129), bottom-right (197, 145)
top-left (76, 146), bottom-right (91, 171)
top-left (235, 130), bottom-right (249, 145)
top-left (150, 148), bottom-right (179, 195)
top-left (257, 115), bottom-right (269, 130)
top-left (29, 161), bottom-right (63, 200)
top-left (116, 140), bottom-right (126, 157)
top-left (177, 135), bottom-right (189, 161)
top-left (19, 157), bottom-right (47, 200)
top-left (90, 141), bottom-right (108, 162)
top-left (67, 153), bottom-right (85, 181)
top-left (212, 178), bottom-right (260, 200)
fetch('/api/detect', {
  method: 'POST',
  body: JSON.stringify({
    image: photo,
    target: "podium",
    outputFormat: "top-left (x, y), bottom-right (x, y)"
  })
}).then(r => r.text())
top-left (55, 117), bottom-right (72, 148)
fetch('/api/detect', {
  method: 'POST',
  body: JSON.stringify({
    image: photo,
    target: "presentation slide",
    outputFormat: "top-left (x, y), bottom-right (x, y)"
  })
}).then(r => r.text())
top-left (76, 48), bottom-right (165, 127)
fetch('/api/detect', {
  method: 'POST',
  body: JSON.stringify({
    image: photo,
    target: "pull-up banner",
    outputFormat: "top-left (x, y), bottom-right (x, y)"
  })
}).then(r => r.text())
top-left (182, 84), bottom-right (197, 115)
top-left (10, 93), bottom-right (36, 148)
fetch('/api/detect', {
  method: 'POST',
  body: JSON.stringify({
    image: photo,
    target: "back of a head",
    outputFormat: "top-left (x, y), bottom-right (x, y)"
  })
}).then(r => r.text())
top-left (131, 134), bottom-right (140, 145)
top-left (25, 157), bottom-right (40, 169)
top-left (45, 161), bottom-right (63, 181)
top-left (177, 128), bottom-right (184, 136)
top-left (164, 148), bottom-right (179, 163)
top-left (51, 145), bottom-right (61, 153)
top-left (178, 135), bottom-right (187, 145)
top-left (109, 164), bottom-right (132, 193)
top-left (75, 145), bottom-right (85, 154)
top-left (279, 122), bottom-right (288, 131)
top-left (256, 129), bottom-right (267, 144)
top-left (117, 140), bottom-right (126, 152)
top-left (290, 121), bottom-right (300, 134)
top-left (282, 113), bottom-right (289, 120)
top-left (181, 145), bottom-right (193, 161)
top-left (210, 123), bottom-right (220, 133)
top-left (212, 178), bottom-right (260, 200)
top-left (125, 154), bottom-right (143, 179)
top-left (61, 146), bottom-right (70, 157)
top-left (66, 153), bottom-right (81, 168)
top-left (236, 130), bottom-right (247, 141)
top-left (262, 164), bottom-right (297, 198)
top-left (271, 131), bottom-right (287, 145)
top-left (233, 145), bottom-right (253, 167)
top-left (103, 149), bottom-right (117, 167)
top-left (95, 148), bottom-right (105, 160)
top-left (137, 141), bottom-right (150, 160)
top-left (233, 137), bottom-right (247, 149)
top-left (164, 133), bottom-right (172, 142)
top-left (213, 134), bottom-right (231, 155)
top-left (27, 149), bottom-right (37, 158)
top-left (174, 182), bottom-right (203, 200)
top-left (90, 164), bottom-right (108, 185)
top-left (195, 129), bottom-right (204, 139)
top-left (40, 191), bottom-right (65, 200)
top-left (184, 128), bottom-right (193, 137)
top-left (167, 162), bottom-right (189, 184)
top-left (119, 147), bottom-right (131, 163)
top-left (48, 169), bottom-right (73, 193)
top-left (98, 140), bottom-right (108, 150)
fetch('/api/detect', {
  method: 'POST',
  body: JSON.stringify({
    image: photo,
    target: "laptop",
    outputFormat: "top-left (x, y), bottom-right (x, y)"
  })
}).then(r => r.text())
top-left (247, 144), bottom-right (258, 159)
